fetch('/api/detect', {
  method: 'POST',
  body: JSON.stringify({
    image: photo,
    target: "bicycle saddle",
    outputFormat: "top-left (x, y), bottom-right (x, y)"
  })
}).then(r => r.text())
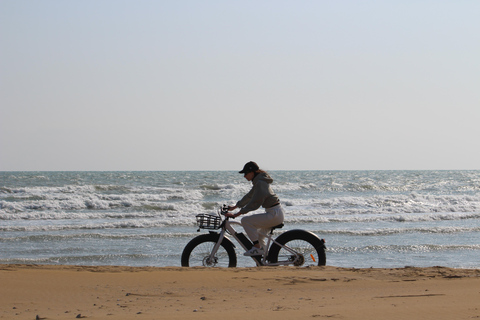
top-left (270, 223), bottom-right (284, 231)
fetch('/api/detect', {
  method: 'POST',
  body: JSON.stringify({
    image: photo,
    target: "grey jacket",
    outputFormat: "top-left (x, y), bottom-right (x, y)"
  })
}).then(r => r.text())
top-left (236, 172), bottom-right (280, 214)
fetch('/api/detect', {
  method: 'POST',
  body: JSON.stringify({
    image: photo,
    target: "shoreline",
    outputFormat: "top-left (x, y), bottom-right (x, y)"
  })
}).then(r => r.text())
top-left (1, 264), bottom-right (479, 319)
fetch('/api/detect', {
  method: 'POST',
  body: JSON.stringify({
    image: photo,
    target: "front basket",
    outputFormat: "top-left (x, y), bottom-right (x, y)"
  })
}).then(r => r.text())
top-left (196, 214), bottom-right (222, 230)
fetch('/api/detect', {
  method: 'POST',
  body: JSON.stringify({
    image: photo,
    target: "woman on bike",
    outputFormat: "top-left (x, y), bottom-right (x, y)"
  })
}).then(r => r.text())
top-left (225, 161), bottom-right (285, 256)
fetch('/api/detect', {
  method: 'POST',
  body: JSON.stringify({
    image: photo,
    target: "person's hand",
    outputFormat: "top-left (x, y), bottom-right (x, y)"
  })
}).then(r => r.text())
top-left (224, 212), bottom-right (237, 218)
top-left (227, 205), bottom-right (237, 211)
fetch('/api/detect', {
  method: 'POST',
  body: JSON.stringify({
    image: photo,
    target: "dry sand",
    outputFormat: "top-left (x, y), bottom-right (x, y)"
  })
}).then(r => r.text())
top-left (1, 264), bottom-right (479, 320)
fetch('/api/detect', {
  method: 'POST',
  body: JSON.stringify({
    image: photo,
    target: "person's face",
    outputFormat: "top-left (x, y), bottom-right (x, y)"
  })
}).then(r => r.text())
top-left (244, 171), bottom-right (254, 181)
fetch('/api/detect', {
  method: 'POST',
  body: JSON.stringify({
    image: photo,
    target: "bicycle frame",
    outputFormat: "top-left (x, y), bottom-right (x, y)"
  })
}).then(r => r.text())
top-left (207, 217), bottom-right (302, 267)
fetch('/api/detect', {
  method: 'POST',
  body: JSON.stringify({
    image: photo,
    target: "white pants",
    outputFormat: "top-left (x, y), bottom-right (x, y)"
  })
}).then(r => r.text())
top-left (241, 205), bottom-right (285, 248)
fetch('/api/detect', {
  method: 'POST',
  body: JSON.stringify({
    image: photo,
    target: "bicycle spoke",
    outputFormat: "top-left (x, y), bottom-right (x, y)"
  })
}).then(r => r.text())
top-left (277, 239), bottom-right (320, 266)
top-left (189, 241), bottom-right (231, 267)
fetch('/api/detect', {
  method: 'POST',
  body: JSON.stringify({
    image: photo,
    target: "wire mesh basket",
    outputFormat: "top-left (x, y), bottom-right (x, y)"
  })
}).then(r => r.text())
top-left (196, 213), bottom-right (222, 230)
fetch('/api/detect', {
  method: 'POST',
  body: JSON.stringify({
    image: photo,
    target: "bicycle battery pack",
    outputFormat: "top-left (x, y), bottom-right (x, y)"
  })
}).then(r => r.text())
top-left (235, 232), bottom-right (253, 250)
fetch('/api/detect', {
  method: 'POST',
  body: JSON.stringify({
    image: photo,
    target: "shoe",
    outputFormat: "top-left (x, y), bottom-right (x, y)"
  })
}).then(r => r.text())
top-left (244, 247), bottom-right (264, 256)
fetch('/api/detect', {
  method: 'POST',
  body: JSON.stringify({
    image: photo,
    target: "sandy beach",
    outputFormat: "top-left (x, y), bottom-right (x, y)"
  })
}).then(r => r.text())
top-left (1, 264), bottom-right (479, 320)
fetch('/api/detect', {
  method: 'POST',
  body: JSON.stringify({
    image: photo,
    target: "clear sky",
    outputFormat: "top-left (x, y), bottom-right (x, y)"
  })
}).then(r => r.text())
top-left (1, 1), bottom-right (479, 171)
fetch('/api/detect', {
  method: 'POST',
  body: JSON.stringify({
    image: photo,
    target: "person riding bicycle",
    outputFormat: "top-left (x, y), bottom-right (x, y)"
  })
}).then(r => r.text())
top-left (225, 161), bottom-right (285, 256)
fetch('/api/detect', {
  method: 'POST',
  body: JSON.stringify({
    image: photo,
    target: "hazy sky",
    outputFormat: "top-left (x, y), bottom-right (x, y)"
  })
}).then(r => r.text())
top-left (1, 1), bottom-right (479, 171)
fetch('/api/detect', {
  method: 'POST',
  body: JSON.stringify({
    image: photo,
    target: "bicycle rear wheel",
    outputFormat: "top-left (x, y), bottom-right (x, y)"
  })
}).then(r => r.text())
top-left (181, 233), bottom-right (237, 267)
top-left (267, 230), bottom-right (326, 266)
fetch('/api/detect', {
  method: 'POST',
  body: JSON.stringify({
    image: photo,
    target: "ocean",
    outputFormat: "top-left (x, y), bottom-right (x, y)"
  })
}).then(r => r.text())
top-left (1, 170), bottom-right (479, 269)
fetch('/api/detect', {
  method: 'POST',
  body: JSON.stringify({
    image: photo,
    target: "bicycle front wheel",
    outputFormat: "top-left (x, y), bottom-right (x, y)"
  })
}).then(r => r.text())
top-left (267, 230), bottom-right (326, 266)
top-left (181, 233), bottom-right (237, 267)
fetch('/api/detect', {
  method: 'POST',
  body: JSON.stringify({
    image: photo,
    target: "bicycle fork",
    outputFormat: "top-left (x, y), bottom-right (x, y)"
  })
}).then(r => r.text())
top-left (205, 229), bottom-right (228, 266)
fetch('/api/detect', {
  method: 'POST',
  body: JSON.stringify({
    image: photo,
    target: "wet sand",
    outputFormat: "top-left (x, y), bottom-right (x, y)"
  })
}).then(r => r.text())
top-left (1, 264), bottom-right (479, 319)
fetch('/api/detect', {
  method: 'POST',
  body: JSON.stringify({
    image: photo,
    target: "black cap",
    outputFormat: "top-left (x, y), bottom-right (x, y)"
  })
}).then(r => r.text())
top-left (239, 161), bottom-right (259, 174)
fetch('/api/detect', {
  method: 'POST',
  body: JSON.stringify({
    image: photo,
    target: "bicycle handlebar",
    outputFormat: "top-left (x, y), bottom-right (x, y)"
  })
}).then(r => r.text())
top-left (219, 204), bottom-right (233, 219)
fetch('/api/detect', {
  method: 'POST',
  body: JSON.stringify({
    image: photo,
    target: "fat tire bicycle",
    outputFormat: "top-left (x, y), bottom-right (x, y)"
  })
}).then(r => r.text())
top-left (181, 205), bottom-right (326, 267)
